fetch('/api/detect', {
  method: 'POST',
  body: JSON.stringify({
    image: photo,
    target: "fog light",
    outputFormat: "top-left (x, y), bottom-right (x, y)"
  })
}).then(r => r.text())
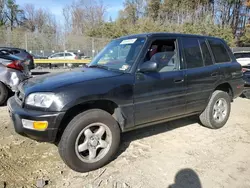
top-left (22, 119), bottom-right (48, 131)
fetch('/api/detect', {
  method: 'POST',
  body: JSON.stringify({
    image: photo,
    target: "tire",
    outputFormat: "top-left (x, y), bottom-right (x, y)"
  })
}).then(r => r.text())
top-left (58, 109), bottom-right (120, 172)
top-left (199, 90), bottom-right (231, 129)
top-left (0, 82), bottom-right (9, 106)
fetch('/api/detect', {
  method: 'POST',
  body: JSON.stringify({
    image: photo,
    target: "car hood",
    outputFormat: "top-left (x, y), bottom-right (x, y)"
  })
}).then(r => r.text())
top-left (236, 58), bottom-right (250, 66)
top-left (21, 68), bottom-right (123, 94)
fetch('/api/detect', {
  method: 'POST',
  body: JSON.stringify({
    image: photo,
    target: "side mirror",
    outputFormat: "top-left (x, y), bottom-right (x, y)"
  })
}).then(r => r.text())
top-left (138, 61), bottom-right (158, 73)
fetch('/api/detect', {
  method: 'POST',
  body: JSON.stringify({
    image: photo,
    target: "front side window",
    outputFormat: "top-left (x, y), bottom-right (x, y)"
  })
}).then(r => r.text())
top-left (143, 39), bottom-right (180, 73)
top-left (208, 39), bottom-right (231, 63)
top-left (182, 38), bottom-right (203, 69)
top-left (89, 37), bottom-right (145, 72)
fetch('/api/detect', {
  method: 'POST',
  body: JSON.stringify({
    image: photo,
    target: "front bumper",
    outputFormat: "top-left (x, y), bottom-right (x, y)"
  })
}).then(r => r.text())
top-left (7, 96), bottom-right (65, 143)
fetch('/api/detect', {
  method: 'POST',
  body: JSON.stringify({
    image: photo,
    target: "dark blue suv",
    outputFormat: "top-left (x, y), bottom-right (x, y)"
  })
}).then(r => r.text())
top-left (8, 33), bottom-right (244, 172)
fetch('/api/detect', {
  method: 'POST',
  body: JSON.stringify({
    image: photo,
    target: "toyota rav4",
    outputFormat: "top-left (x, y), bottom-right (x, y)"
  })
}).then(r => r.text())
top-left (8, 33), bottom-right (244, 172)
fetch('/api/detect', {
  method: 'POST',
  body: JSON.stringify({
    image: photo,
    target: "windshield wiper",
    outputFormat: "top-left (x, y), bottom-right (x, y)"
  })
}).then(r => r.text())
top-left (88, 64), bottom-right (110, 70)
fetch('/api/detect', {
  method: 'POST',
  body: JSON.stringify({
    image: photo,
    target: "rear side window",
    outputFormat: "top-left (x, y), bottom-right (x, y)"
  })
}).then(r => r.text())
top-left (208, 39), bottom-right (231, 63)
top-left (182, 38), bottom-right (203, 69)
top-left (11, 50), bottom-right (20, 54)
top-left (65, 53), bottom-right (73, 56)
top-left (199, 39), bottom-right (213, 66)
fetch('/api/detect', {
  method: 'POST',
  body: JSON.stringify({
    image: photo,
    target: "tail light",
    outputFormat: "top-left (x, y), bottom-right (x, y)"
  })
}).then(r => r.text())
top-left (7, 60), bottom-right (24, 70)
top-left (75, 56), bottom-right (78, 59)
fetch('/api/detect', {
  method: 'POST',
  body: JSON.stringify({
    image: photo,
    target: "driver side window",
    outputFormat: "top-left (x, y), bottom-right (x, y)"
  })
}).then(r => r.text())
top-left (144, 39), bottom-right (180, 73)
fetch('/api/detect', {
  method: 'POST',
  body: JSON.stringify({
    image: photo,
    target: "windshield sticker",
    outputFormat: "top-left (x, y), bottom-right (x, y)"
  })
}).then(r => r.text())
top-left (119, 65), bottom-right (130, 71)
top-left (120, 38), bottom-right (137, 45)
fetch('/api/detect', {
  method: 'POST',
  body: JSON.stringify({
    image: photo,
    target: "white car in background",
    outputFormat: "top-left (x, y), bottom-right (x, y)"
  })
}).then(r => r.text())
top-left (233, 51), bottom-right (250, 66)
top-left (48, 52), bottom-right (78, 60)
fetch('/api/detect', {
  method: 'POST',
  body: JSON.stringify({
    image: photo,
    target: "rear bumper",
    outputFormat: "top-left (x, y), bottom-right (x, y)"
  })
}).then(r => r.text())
top-left (7, 96), bottom-right (65, 143)
top-left (230, 79), bottom-right (245, 99)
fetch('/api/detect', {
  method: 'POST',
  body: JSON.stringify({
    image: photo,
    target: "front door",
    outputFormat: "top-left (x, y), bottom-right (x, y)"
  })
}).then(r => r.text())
top-left (134, 37), bottom-right (187, 125)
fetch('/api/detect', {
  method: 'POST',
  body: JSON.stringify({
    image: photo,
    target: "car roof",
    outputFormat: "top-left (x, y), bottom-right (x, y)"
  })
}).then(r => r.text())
top-left (0, 47), bottom-right (26, 51)
top-left (115, 32), bottom-right (222, 40)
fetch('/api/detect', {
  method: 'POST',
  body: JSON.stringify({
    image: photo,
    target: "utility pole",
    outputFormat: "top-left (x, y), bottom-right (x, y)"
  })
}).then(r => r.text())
top-left (92, 38), bottom-right (95, 58)
top-left (25, 32), bottom-right (28, 51)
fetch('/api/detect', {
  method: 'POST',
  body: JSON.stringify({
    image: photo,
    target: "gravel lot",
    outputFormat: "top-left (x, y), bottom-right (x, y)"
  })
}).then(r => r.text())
top-left (1, 93), bottom-right (250, 187)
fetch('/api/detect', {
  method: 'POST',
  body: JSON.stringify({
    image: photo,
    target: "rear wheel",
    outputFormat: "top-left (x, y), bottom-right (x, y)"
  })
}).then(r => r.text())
top-left (0, 82), bottom-right (9, 106)
top-left (199, 90), bottom-right (231, 129)
top-left (58, 109), bottom-right (120, 172)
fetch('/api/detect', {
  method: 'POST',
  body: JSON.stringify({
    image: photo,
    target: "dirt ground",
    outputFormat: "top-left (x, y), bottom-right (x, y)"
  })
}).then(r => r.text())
top-left (1, 97), bottom-right (250, 188)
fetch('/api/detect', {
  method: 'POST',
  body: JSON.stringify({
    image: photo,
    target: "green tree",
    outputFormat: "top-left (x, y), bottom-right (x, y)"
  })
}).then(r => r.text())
top-left (147, 0), bottom-right (160, 21)
top-left (6, 0), bottom-right (23, 30)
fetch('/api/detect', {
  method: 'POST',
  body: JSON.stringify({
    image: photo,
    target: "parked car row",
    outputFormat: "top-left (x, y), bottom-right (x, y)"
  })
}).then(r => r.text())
top-left (31, 52), bottom-right (90, 60)
top-left (7, 33), bottom-right (245, 173)
top-left (48, 52), bottom-right (90, 60)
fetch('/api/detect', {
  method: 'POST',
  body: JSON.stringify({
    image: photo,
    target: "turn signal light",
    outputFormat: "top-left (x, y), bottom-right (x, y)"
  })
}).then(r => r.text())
top-left (22, 119), bottom-right (48, 131)
top-left (33, 121), bottom-right (48, 131)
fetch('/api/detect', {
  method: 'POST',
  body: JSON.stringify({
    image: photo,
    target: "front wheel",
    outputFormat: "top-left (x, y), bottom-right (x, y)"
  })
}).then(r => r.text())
top-left (199, 90), bottom-right (231, 129)
top-left (58, 109), bottom-right (120, 172)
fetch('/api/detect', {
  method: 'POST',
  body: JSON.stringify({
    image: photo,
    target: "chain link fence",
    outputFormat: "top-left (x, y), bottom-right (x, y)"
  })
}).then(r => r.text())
top-left (0, 28), bottom-right (111, 58)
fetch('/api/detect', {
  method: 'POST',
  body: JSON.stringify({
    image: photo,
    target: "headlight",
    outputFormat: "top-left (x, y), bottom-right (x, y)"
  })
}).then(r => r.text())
top-left (25, 92), bottom-right (55, 108)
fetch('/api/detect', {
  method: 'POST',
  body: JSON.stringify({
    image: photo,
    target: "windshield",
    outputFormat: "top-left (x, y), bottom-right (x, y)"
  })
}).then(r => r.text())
top-left (234, 52), bottom-right (250, 59)
top-left (89, 37), bottom-right (146, 72)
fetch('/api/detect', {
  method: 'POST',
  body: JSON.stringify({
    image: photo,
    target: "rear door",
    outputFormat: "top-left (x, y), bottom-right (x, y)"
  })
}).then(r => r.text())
top-left (182, 37), bottom-right (221, 114)
top-left (208, 38), bottom-right (243, 96)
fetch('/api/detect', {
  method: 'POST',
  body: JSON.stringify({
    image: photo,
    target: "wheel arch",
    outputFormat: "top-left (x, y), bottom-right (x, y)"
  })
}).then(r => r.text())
top-left (213, 82), bottom-right (233, 100)
top-left (203, 82), bottom-right (233, 113)
top-left (55, 99), bottom-right (124, 143)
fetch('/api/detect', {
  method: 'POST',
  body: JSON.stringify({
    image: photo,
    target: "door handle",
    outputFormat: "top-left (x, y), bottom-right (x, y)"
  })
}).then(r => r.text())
top-left (211, 72), bottom-right (218, 78)
top-left (174, 79), bottom-right (184, 83)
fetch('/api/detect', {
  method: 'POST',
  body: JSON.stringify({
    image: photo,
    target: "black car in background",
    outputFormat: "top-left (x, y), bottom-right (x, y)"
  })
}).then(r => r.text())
top-left (0, 47), bottom-right (35, 70)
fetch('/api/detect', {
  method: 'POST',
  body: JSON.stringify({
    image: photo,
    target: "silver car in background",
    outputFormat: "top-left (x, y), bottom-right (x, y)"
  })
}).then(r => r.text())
top-left (0, 50), bottom-right (30, 105)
